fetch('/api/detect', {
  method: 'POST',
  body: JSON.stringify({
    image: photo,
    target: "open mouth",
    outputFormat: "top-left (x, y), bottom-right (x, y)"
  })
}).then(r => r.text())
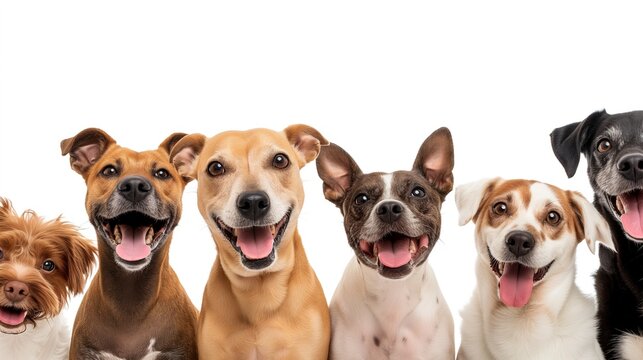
top-left (607, 189), bottom-right (643, 240)
top-left (0, 306), bottom-right (29, 334)
top-left (100, 211), bottom-right (170, 263)
top-left (357, 232), bottom-right (430, 279)
top-left (488, 248), bottom-right (554, 308)
top-left (215, 210), bottom-right (291, 270)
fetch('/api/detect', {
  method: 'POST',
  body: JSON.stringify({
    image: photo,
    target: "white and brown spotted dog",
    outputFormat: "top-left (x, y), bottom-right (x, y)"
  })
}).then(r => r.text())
top-left (316, 128), bottom-right (455, 360)
top-left (455, 178), bottom-right (614, 360)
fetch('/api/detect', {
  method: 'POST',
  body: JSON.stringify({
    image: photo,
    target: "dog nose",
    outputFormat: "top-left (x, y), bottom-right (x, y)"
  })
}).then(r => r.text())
top-left (4, 281), bottom-right (29, 303)
top-left (376, 201), bottom-right (404, 224)
top-left (505, 231), bottom-right (535, 257)
top-left (117, 176), bottom-right (152, 202)
top-left (617, 153), bottom-right (643, 181)
top-left (237, 191), bottom-right (270, 220)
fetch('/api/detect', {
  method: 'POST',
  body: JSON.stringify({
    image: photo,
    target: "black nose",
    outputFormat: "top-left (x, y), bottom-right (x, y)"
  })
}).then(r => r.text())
top-left (117, 176), bottom-right (152, 203)
top-left (617, 153), bottom-right (643, 182)
top-left (237, 191), bottom-right (270, 220)
top-left (376, 201), bottom-right (404, 224)
top-left (505, 231), bottom-right (535, 257)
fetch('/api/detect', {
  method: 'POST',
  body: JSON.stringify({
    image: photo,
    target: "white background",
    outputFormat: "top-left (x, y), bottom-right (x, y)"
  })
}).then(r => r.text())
top-left (2, 0), bottom-right (643, 350)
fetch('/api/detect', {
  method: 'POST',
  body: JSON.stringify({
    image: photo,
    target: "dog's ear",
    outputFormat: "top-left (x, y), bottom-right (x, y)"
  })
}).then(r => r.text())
top-left (455, 178), bottom-right (500, 226)
top-left (61, 128), bottom-right (116, 177)
top-left (170, 133), bottom-right (206, 181)
top-left (550, 110), bottom-right (607, 178)
top-left (316, 142), bottom-right (362, 207)
top-left (413, 127), bottom-right (454, 199)
top-left (569, 191), bottom-right (615, 254)
top-left (0, 198), bottom-right (14, 223)
top-left (67, 229), bottom-right (98, 295)
top-left (158, 132), bottom-right (188, 155)
top-left (283, 124), bottom-right (330, 167)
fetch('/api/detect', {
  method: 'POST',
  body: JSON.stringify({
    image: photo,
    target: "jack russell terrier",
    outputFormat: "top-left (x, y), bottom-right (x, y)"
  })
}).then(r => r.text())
top-left (315, 127), bottom-right (455, 360)
top-left (170, 125), bottom-right (331, 360)
top-left (61, 128), bottom-right (198, 359)
top-left (455, 178), bottom-right (613, 360)
top-left (0, 197), bottom-right (96, 360)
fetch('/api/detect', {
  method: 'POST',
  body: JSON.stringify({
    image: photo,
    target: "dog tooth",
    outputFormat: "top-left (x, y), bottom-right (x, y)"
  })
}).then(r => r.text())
top-left (145, 227), bottom-right (154, 245)
top-left (409, 241), bottom-right (417, 254)
top-left (499, 262), bottom-right (505, 275)
top-left (114, 226), bottom-right (122, 244)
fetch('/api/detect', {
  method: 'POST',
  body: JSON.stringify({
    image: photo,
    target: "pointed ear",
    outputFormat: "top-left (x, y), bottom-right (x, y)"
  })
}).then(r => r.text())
top-left (66, 229), bottom-right (98, 295)
top-left (569, 191), bottom-right (615, 254)
top-left (169, 133), bottom-right (206, 181)
top-left (60, 128), bottom-right (116, 176)
top-left (550, 110), bottom-right (607, 178)
top-left (413, 127), bottom-right (454, 198)
top-left (455, 178), bottom-right (500, 226)
top-left (283, 124), bottom-right (329, 167)
top-left (316, 142), bottom-right (362, 207)
top-left (158, 132), bottom-right (188, 155)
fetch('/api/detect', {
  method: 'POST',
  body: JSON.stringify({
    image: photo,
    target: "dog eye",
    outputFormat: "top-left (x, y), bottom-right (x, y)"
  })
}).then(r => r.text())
top-left (100, 165), bottom-right (119, 177)
top-left (272, 153), bottom-right (290, 169)
top-left (0, 249), bottom-right (3, 260)
top-left (597, 139), bottom-right (612, 153)
top-left (41, 260), bottom-right (55, 272)
top-left (355, 193), bottom-right (369, 205)
top-left (154, 168), bottom-right (170, 179)
top-left (411, 187), bottom-right (426, 198)
top-left (492, 202), bottom-right (508, 215)
top-left (207, 161), bottom-right (225, 176)
top-left (546, 211), bottom-right (561, 225)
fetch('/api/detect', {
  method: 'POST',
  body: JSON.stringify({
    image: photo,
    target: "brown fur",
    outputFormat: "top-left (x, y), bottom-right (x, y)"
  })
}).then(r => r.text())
top-left (171, 125), bottom-right (331, 360)
top-left (61, 128), bottom-right (198, 359)
top-left (0, 198), bottom-right (96, 325)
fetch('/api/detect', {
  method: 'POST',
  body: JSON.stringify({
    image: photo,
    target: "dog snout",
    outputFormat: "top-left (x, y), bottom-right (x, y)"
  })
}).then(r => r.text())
top-left (505, 230), bottom-right (535, 257)
top-left (376, 201), bottom-right (404, 224)
top-left (237, 191), bottom-right (271, 220)
top-left (117, 176), bottom-right (153, 203)
top-left (617, 152), bottom-right (643, 181)
top-left (4, 280), bottom-right (29, 302)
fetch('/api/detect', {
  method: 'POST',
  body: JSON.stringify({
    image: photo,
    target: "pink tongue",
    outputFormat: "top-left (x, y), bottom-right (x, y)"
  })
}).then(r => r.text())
top-left (377, 237), bottom-right (412, 268)
top-left (499, 263), bottom-right (535, 308)
top-left (236, 227), bottom-right (274, 259)
top-left (0, 308), bottom-right (27, 326)
top-left (115, 225), bottom-right (151, 261)
top-left (620, 193), bottom-right (643, 239)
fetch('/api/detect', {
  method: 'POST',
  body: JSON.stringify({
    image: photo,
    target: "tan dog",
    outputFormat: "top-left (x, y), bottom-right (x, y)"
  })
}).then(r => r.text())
top-left (170, 125), bottom-right (331, 360)
top-left (61, 128), bottom-right (198, 359)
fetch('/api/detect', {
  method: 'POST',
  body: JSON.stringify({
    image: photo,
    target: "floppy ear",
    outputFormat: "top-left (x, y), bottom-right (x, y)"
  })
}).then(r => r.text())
top-left (60, 128), bottom-right (116, 177)
top-left (569, 191), bottom-right (615, 254)
top-left (316, 143), bottom-right (362, 207)
top-left (169, 133), bottom-right (206, 181)
top-left (158, 132), bottom-right (188, 155)
top-left (455, 178), bottom-right (500, 226)
top-left (412, 127), bottom-right (454, 199)
top-left (283, 124), bottom-right (330, 167)
top-left (61, 224), bottom-right (97, 295)
top-left (550, 110), bottom-right (607, 178)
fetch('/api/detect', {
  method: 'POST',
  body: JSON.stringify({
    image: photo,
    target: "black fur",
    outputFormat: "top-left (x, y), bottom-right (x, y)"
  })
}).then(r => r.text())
top-left (551, 110), bottom-right (643, 359)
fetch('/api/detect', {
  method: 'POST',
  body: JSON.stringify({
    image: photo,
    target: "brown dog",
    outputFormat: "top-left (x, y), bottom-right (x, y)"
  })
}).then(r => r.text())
top-left (170, 125), bottom-right (331, 360)
top-left (61, 128), bottom-right (198, 359)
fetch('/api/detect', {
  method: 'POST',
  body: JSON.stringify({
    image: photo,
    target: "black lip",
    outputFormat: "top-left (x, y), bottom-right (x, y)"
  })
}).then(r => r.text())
top-left (355, 232), bottom-right (431, 279)
top-left (95, 210), bottom-right (173, 254)
top-left (214, 209), bottom-right (292, 270)
top-left (487, 247), bottom-right (554, 283)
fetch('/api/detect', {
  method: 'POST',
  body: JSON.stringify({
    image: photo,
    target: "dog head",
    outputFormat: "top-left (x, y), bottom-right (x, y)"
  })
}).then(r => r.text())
top-left (551, 110), bottom-right (643, 242)
top-left (61, 128), bottom-right (188, 271)
top-left (316, 128), bottom-right (454, 279)
top-left (456, 178), bottom-right (613, 307)
top-left (0, 198), bottom-right (96, 334)
top-left (170, 125), bottom-right (328, 273)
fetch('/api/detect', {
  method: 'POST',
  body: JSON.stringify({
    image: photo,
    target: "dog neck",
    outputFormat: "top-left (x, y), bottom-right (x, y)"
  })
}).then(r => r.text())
top-left (95, 233), bottom-right (171, 317)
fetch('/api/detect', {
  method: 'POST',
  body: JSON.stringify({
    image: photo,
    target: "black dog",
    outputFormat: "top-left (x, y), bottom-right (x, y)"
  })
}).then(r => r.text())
top-left (551, 110), bottom-right (643, 359)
